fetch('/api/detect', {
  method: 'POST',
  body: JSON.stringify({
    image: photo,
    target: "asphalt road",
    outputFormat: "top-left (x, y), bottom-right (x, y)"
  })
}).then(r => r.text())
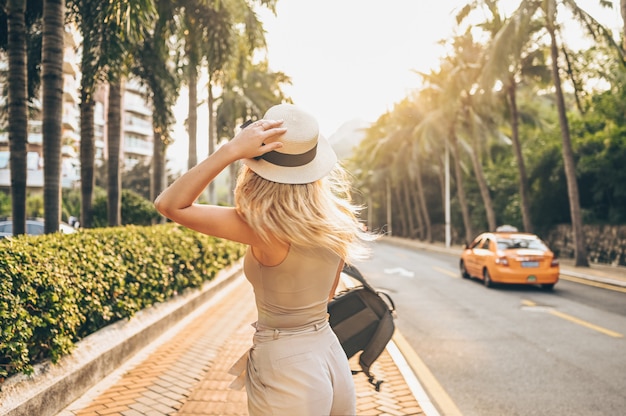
top-left (352, 240), bottom-right (626, 416)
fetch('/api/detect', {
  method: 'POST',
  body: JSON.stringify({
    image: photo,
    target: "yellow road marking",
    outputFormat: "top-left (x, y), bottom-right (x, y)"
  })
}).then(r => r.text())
top-left (434, 266), bottom-right (459, 278)
top-left (560, 274), bottom-right (626, 293)
top-left (549, 310), bottom-right (623, 338)
top-left (393, 331), bottom-right (463, 416)
top-left (522, 300), bottom-right (623, 338)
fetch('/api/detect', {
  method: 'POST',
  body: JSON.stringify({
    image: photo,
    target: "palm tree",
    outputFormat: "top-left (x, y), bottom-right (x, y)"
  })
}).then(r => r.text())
top-left (106, 81), bottom-right (123, 226)
top-left (204, 0), bottom-right (280, 204)
top-left (464, 0), bottom-right (550, 234)
top-left (415, 32), bottom-right (499, 239)
top-left (499, 0), bottom-right (619, 266)
top-left (102, 1), bottom-right (154, 227)
top-left (69, 0), bottom-right (104, 228)
top-left (379, 97), bottom-right (433, 241)
top-left (5, 0), bottom-right (28, 236)
top-left (68, 0), bottom-right (154, 228)
top-left (131, 0), bottom-right (181, 205)
top-left (182, 9), bottom-right (202, 170)
top-left (41, 0), bottom-right (64, 234)
top-left (544, 2), bottom-right (588, 266)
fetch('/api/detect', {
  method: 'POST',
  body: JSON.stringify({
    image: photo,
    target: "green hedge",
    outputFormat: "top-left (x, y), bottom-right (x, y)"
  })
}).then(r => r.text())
top-left (0, 224), bottom-right (245, 381)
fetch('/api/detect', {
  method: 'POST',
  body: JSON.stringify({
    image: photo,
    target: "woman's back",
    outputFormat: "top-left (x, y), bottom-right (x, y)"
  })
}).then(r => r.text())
top-left (244, 245), bottom-right (341, 329)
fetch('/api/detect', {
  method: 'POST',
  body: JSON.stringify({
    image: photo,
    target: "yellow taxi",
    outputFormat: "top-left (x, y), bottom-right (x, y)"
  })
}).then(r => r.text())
top-left (459, 226), bottom-right (559, 290)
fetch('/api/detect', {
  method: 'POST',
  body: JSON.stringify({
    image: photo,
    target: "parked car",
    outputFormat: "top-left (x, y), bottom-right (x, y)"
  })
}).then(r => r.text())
top-left (0, 219), bottom-right (77, 239)
top-left (460, 228), bottom-right (559, 290)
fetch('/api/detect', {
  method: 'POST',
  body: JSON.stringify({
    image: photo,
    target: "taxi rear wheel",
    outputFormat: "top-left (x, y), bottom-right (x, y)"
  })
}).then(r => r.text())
top-left (541, 283), bottom-right (555, 291)
top-left (483, 268), bottom-right (494, 288)
top-left (460, 260), bottom-right (470, 279)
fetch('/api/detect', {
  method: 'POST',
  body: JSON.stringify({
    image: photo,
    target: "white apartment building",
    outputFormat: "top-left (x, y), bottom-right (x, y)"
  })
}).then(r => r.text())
top-left (94, 79), bottom-right (153, 171)
top-left (0, 25), bottom-right (154, 192)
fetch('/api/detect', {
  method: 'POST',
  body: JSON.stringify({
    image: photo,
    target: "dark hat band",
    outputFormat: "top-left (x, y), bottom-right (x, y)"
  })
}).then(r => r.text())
top-left (256, 144), bottom-right (318, 167)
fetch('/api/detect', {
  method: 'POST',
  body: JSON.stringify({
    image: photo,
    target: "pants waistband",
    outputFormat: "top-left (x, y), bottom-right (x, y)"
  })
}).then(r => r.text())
top-left (253, 317), bottom-right (329, 341)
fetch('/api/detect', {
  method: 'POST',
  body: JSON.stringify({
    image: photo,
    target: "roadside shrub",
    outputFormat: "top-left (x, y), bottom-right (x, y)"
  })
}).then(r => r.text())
top-left (92, 188), bottom-right (161, 227)
top-left (0, 223), bottom-right (245, 381)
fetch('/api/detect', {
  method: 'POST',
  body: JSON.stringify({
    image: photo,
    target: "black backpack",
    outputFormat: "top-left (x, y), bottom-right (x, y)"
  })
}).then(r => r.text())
top-left (328, 264), bottom-right (396, 391)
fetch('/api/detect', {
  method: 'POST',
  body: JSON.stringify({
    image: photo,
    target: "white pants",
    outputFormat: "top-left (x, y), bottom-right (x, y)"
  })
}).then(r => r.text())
top-left (243, 320), bottom-right (356, 416)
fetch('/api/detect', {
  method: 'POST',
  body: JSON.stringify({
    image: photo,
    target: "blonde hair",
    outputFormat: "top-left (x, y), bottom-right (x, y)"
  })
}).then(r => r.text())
top-left (234, 164), bottom-right (374, 263)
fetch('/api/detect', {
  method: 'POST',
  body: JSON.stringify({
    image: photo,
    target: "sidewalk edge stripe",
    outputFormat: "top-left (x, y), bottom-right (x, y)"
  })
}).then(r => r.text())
top-left (386, 339), bottom-right (441, 416)
top-left (392, 331), bottom-right (463, 416)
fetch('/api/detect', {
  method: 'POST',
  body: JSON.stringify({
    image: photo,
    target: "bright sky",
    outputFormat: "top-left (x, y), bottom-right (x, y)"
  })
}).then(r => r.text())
top-left (256, 0), bottom-right (464, 137)
top-left (168, 0), bottom-right (623, 172)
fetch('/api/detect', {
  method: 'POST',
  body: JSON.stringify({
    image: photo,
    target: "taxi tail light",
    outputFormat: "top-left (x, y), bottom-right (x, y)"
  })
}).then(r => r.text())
top-left (495, 257), bottom-right (509, 266)
top-left (550, 258), bottom-right (559, 267)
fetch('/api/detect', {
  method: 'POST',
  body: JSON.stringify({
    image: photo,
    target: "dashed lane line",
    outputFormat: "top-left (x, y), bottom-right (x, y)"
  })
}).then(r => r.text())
top-left (433, 266), bottom-right (458, 278)
top-left (522, 299), bottom-right (623, 338)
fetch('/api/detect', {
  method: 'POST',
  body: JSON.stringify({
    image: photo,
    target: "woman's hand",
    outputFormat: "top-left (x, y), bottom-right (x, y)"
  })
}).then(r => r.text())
top-left (225, 119), bottom-right (286, 160)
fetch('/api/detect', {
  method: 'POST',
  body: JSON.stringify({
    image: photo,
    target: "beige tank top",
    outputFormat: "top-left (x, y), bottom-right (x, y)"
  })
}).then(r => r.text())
top-left (243, 244), bottom-right (341, 330)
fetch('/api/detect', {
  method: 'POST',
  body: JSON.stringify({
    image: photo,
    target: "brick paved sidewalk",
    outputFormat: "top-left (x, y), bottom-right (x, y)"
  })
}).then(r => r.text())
top-left (60, 274), bottom-right (425, 416)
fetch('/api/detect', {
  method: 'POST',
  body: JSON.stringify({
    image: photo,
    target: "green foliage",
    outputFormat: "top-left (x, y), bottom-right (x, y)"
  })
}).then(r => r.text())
top-left (25, 193), bottom-right (44, 218)
top-left (0, 223), bottom-right (245, 380)
top-left (92, 188), bottom-right (161, 227)
top-left (61, 188), bottom-right (82, 223)
top-left (0, 191), bottom-right (10, 217)
top-left (122, 163), bottom-right (151, 200)
top-left (0, 190), bottom-right (80, 222)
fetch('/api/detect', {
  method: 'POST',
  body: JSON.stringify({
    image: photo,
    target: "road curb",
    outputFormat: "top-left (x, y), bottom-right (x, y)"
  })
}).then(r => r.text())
top-left (0, 263), bottom-right (243, 416)
top-left (558, 270), bottom-right (626, 288)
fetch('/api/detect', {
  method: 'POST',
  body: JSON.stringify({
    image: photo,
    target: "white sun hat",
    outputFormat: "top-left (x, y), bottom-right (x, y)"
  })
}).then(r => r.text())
top-left (243, 103), bottom-right (337, 184)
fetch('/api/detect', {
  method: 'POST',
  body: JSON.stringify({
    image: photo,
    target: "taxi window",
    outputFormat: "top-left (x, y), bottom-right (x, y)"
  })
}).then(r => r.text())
top-left (497, 237), bottom-right (548, 251)
top-left (481, 238), bottom-right (491, 250)
top-left (469, 238), bottom-right (483, 249)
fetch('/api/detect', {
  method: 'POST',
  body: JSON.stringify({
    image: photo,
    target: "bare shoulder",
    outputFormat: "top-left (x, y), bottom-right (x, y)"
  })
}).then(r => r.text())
top-left (167, 204), bottom-right (263, 246)
top-left (250, 240), bottom-right (290, 267)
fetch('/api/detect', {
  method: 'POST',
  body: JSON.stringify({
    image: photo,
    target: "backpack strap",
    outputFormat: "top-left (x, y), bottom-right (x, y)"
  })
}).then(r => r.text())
top-left (342, 263), bottom-right (376, 292)
top-left (358, 310), bottom-right (395, 391)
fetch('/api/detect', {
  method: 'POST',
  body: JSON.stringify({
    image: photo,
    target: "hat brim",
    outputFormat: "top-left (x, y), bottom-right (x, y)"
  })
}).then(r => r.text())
top-left (243, 134), bottom-right (337, 184)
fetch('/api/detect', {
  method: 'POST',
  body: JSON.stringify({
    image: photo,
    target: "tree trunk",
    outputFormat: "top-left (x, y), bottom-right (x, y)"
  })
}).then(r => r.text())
top-left (451, 135), bottom-right (473, 244)
top-left (414, 164), bottom-right (432, 242)
top-left (107, 81), bottom-right (123, 226)
top-left (469, 143), bottom-right (497, 231)
top-left (7, 0), bottom-right (28, 236)
top-left (208, 81), bottom-right (217, 204)
top-left (187, 63), bottom-right (198, 170)
top-left (402, 180), bottom-right (415, 237)
top-left (507, 82), bottom-right (533, 233)
top-left (151, 130), bottom-right (166, 223)
top-left (80, 95), bottom-right (95, 228)
top-left (547, 23), bottom-right (589, 267)
top-left (42, 0), bottom-right (65, 234)
top-left (409, 177), bottom-right (424, 240)
top-left (394, 179), bottom-right (407, 236)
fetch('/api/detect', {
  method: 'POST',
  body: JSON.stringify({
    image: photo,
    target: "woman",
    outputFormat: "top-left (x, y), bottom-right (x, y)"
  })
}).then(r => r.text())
top-left (154, 103), bottom-right (371, 415)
